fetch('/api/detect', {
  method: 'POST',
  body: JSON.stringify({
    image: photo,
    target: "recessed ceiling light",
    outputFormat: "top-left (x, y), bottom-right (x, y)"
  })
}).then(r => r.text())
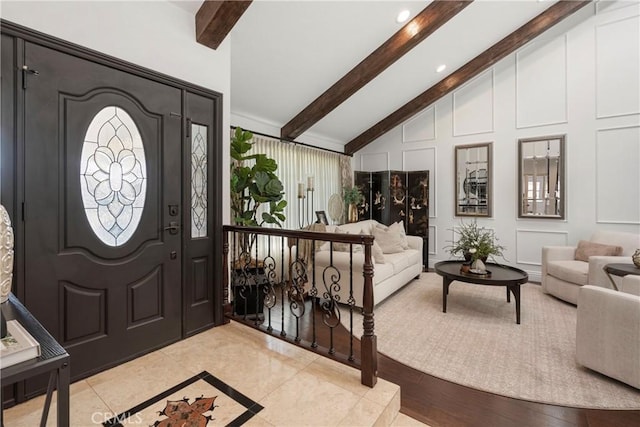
top-left (436, 64), bottom-right (447, 73)
top-left (396, 10), bottom-right (410, 23)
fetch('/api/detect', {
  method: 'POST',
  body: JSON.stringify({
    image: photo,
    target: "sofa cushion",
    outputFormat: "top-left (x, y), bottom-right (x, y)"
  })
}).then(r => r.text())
top-left (384, 252), bottom-right (409, 275)
top-left (547, 260), bottom-right (589, 286)
top-left (372, 226), bottom-right (405, 254)
top-left (372, 240), bottom-right (386, 264)
top-left (405, 248), bottom-right (422, 266)
top-left (575, 240), bottom-right (622, 262)
top-left (373, 262), bottom-right (394, 283)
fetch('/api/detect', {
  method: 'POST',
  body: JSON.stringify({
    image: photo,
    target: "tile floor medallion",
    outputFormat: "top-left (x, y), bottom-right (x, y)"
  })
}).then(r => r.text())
top-left (102, 371), bottom-right (262, 426)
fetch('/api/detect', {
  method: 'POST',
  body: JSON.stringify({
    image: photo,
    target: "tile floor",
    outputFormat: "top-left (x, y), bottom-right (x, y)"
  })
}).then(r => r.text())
top-left (3, 321), bottom-right (428, 426)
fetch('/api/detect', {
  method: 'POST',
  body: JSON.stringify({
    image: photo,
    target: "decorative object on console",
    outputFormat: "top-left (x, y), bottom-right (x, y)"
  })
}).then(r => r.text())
top-left (632, 248), bottom-right (640, 268)
top-left (342, 186), bottom-right (364, 223)
top-left (315, 210), bottom-right (328, 225)
top-left (0, 204), bottom-right (14, 304)
top-left (327, 193), bottom-right (344, 225)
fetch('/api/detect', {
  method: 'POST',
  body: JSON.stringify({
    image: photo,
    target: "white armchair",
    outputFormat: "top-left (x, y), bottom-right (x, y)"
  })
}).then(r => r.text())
top-left (541, 231), bottom-right (640, 304)
top-left (576, 278), bottom-right (640, 389)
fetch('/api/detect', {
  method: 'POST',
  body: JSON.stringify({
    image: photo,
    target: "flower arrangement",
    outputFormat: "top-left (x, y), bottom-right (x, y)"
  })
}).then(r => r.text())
top-left (446, 220), bottom-right (505, 264)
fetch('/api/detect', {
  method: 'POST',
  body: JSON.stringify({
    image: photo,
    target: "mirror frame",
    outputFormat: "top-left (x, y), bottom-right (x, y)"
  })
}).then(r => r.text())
top-left (454, 142), bottom-right (492, 217)
top-left (517, 134), bottom-right (565, 220)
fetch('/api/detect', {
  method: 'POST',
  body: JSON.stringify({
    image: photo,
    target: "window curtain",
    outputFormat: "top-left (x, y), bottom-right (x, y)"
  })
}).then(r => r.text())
top-left (250, 135), bottom-right (343, 229)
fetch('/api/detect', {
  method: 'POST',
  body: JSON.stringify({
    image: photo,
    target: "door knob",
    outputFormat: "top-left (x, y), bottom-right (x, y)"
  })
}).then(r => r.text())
top-left (163, 221), bottom-right (180, 235)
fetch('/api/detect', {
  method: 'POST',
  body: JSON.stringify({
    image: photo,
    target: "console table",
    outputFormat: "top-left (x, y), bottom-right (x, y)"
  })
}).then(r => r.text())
top-left (1, 293), bottom-right (70, 426)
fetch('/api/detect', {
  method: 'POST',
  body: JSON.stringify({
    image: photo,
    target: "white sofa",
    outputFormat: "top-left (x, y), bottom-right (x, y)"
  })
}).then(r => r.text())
top-left (576, 276), bottom-right (640, 389)
top-left (541, 231), bottom-right (640, 304)
top-left (312, 219), bottom-right (423, 307)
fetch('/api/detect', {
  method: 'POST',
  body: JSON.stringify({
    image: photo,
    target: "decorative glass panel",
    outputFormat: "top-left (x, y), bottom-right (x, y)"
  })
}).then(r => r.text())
top-left (80, 106), bottom-right (146, 246)
top-left (191, 124), bottom-right (207, 238)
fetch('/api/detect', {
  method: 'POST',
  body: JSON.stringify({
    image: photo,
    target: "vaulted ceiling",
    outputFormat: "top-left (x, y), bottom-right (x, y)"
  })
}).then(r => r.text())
top-left (172, 0), bottom-right (592, 153)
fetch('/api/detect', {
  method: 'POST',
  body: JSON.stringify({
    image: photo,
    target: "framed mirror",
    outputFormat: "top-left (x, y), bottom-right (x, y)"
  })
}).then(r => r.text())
top-left (518, 135), bottom-right (565, 219)
top-left (455, 142), bottom-right (492, 217)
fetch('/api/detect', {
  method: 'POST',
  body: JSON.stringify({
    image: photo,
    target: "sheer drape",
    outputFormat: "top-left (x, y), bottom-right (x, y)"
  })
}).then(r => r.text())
top-left (250, 135), bottom-right (343, 229)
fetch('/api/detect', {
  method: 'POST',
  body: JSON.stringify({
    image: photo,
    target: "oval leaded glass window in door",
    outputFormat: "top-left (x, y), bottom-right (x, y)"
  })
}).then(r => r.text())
top-left (80, 106), bottom-right (147, 247)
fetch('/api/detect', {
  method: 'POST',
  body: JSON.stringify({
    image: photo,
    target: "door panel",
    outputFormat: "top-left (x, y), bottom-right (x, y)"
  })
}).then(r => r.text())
top-left (183, 92), bottom-right (216, 335)
top-left (23, 42), bottom-right (182, 381)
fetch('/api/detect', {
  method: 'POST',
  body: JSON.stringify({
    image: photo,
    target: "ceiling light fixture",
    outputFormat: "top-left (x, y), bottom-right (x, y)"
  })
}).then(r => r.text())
top-left (436, 64), bottom-right (447, 73)
top-left (396, 9), bottom-right (410, 23)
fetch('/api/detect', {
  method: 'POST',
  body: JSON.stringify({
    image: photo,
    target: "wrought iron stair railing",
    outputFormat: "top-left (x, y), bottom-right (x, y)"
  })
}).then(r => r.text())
top-left (222, 225), bottom-right (378, 387)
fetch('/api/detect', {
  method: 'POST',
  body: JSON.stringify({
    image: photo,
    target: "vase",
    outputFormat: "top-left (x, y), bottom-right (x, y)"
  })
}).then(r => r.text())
top-left (0, 205), bottom-right (14, 303)
top-left (633, 249), bottom-right (640, 268)
top-left (471, 258), bottom-right (486, 272)
top-left (348, 203), bottom-right (359, 223)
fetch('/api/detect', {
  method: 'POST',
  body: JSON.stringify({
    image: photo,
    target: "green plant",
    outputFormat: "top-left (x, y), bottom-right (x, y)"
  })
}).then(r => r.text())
top-left (445, 220), bottom-right (505, 263)
top-left (343, 186), bottom-right (364, 205)
top-left (230, 127), bottom-right (287, 227)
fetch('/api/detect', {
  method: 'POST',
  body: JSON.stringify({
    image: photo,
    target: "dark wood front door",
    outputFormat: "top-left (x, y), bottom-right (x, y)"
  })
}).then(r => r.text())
top-left (23, 42), bottom-right (183, 381)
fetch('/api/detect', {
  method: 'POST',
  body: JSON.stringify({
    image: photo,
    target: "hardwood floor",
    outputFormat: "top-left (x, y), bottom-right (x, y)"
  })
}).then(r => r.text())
top-left (233, 291), bottom-right (640, 427)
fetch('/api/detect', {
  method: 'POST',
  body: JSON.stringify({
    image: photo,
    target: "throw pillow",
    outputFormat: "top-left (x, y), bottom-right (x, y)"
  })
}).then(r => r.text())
top-left (359, 229), bottom-right (385, 264)
top-left (372, 240), bottom-right (386, 264)
top-left (389, 221), bottom-right (409, 249)
top-left (372, 226), bottom-right (405, 254)
top-left (574, 240), bottom-right (623, 262)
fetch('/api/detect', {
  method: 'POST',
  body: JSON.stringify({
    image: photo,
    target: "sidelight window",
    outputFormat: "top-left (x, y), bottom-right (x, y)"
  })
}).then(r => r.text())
top-left (191, 123), bottom-right (208, 238)
top-left (80, 106), bottom-right (146, 246)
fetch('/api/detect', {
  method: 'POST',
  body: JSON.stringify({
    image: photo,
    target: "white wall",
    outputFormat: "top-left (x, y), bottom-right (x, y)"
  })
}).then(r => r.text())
top-left (354, 1), bottom-right (640, 281)
top-left (1, 0), bottom-right (233, 223)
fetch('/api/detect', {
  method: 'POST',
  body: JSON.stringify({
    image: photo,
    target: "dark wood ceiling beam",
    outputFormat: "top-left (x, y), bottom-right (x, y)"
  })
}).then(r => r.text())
top-left (281, 0), bottom-right (473, 140)
top-left (345, 0), bottom-right (592, 155)
top-left (196, 0), bottom-right (252, 50)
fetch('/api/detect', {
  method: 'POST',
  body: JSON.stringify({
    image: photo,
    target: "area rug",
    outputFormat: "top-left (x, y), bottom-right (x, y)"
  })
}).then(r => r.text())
top-left (344, 273), bottom-right (640, 409)
top-left (103, 371), bottom-right (263, 426)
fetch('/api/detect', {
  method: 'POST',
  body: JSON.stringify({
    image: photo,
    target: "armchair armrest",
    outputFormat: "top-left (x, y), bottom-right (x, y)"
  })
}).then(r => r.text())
top-left (588, 256), bottom-right (633, 289)
top-left (576, 285), bottom-right (640, 389)
top-left (541, 246), bottom-right (576, 275)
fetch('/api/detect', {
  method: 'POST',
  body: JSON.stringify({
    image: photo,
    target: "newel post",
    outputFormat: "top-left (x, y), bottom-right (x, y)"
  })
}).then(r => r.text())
top-left (361, 240), bottom-right (378, 387)
top-left (222, 226), bottom-right (231, 323)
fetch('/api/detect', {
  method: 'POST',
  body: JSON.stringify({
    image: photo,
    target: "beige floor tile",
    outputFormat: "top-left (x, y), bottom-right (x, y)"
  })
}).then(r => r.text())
top-left (257, 370), bottom-right (362, 426)
top-left (243, 414), bottom-right (276, 426)
top-left (337, 396), bottom-right (385, 426)
top-left (3, 380), bottom-right (111, 427)
top-left (391, 412), bottom-right (431, 426)
top-left (85, 350), bottom-right (198, 414)
top-left (305, 355), bottom-right (372, 397)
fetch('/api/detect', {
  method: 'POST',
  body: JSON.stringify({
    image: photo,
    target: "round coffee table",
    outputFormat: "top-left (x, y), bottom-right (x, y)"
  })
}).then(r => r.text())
top-left (434, 260), bottom-right (529, 324)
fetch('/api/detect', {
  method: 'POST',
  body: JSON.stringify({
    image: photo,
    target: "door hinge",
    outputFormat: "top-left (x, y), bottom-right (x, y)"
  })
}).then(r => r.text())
top-left (186, 118), bottom-right (192, 138)
top-left (21, 65), bottom-right (40, 89)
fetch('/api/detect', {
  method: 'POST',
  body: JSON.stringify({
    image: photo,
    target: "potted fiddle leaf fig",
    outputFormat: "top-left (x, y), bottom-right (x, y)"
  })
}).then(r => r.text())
top-left (230, 127), bottom-right (287, 229)
top-left (230, 127), bottom-right (287, 317)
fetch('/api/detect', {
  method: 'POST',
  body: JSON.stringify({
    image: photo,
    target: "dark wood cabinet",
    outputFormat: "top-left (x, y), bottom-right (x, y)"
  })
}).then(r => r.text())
top-left (354, 170), bottom-right (429, 268)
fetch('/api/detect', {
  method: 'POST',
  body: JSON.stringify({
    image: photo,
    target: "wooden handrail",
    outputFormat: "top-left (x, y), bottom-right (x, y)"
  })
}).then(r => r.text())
top-left (223, 224), bottom-right (375, 245)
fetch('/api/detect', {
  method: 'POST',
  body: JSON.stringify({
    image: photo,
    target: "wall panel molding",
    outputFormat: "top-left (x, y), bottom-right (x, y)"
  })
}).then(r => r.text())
top-left (402, 106), bottom-right (436, 143)
top-left (452, 69), bottom-right (494, 136)
top-left (516, 229), bottom-right (569, 265)
top-left (596, 14), bottom-right (640, 119)
top-left (595, 125), bottom-right (640, 224)
top-left (428, 225), bottom-right (437, 256)
top-left (516, 35), bottom-right (568, 128)
top-left (360, 152), bottom-right (389, 172)
top-left (402, 147), bottom-right (437, 217)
